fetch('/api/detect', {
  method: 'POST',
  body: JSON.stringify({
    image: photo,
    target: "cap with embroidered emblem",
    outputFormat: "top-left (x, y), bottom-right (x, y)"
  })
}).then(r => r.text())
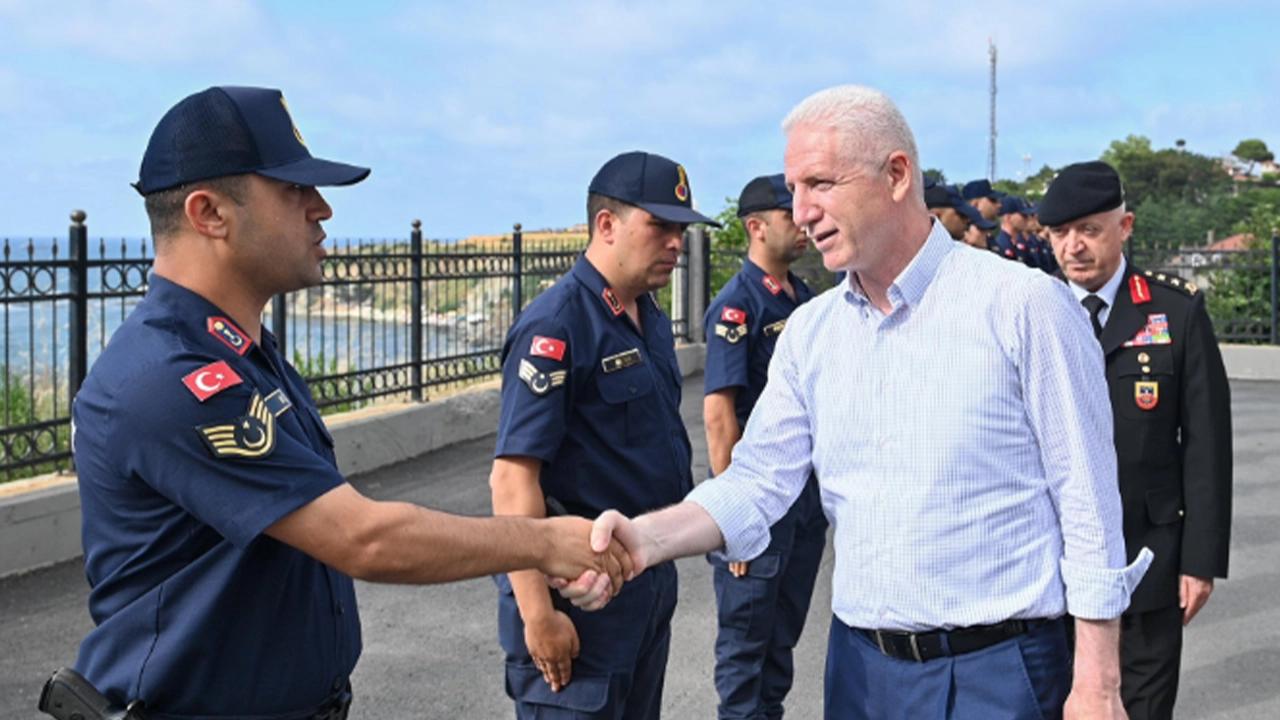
top-left (135, 86), bottom-right (370, 196)
top-left (961, 179), bottom-right (1005, 201)
top-left (588, 151), bottom-right (720, 226)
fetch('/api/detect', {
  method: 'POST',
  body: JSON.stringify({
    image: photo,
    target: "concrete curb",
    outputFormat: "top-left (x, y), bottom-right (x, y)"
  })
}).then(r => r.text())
top-left (0, 343), bottom-right (709, 579)
top-left (1220, 344), bottom-right (1280, 382)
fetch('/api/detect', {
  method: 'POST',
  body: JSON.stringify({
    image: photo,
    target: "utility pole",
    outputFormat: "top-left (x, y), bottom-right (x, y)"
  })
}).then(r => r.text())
top-left (988, 39), bottom-right (998, 182)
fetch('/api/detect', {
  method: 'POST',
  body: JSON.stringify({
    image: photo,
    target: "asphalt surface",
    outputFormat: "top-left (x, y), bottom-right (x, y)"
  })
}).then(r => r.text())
top-left (1, 376), bottom-right (1277, 719)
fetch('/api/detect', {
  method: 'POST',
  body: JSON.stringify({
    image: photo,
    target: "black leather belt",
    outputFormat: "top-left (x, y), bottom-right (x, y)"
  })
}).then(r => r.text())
top-left (857, 618), bottom-right (1055, 663)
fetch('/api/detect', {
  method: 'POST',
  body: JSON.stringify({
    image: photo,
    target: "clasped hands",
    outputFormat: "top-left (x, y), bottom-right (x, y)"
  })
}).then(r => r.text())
top-left (543, 510), bottom-right (648, 610)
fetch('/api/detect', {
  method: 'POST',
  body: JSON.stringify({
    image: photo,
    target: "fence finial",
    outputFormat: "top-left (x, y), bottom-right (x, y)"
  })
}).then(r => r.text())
top-left (412, 219), bottom-right (421, 231)
top-left (514, 223), bottom-right (522, 232)
top-left (70, 210), bottom-right (87, 226)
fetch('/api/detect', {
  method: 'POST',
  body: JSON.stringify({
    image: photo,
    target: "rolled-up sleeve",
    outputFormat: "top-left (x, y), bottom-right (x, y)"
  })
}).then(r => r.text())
top-left (688, 312), bottom-right (815, 561)
top-left (1016, 275), bottom-right (1152, 619)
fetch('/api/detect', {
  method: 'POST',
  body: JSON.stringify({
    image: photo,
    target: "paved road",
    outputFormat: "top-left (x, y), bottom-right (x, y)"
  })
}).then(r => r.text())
top-left (1, 376), bottom-right (1277, 719)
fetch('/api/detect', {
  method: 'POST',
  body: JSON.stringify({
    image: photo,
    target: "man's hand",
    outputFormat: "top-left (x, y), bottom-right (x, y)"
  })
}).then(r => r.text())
top-left (1064, 688), bottom-right (1128, 720)
top-left (728, 561), bottom-right (750, 578)
top-left (1180, 574), bottom-right (1214, 625)
top-left (538, 516), bottom-right (632, 599)
top-left (524, 610), bottom-right (580, 692)
top-left (557, 510), bottom-right (654, 610)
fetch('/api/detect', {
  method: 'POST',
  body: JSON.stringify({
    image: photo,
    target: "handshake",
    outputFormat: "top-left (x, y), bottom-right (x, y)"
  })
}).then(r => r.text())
top-left (539, 510), bottom-right (656, 610)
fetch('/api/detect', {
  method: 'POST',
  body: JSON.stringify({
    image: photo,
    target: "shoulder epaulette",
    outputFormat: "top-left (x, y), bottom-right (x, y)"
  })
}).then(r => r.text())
top-left (1142, 269), bottom-right (1198, 296)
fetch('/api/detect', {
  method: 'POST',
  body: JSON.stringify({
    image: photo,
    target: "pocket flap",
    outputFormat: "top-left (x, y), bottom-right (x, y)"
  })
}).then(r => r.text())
top-left (505, 663), bottom-right (611, 711)
top-left (596, 365), bottom-right (654, 404)
top-left (1145, 486), bottom-right (1184, 525)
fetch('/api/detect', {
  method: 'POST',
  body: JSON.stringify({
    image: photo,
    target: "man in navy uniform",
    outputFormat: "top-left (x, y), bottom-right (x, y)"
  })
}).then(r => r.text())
top-left (69, 86), bottom-right (627, 718)
top-left (925, 182), bottom-right (997, 248)
top-left (1040, 161), bottom-right (1233, 720)
top-left (994, 195), bottom-right (1034, 265)
top-left (489, 151), bottom-right (718, 718)
top-left (703, 174), bottom-right (828, 719)
top-left (961, 179), bottom-right (1003, 224)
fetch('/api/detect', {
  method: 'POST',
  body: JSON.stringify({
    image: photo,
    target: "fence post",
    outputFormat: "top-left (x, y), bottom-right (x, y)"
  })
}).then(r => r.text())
top-left (1271, 234), bottom-right (1278, 345)
top-left (411, 219), bottom-right (424, 401)
top-left (271, 294), bottom-right (287, 355)
top-left (67, 210), bottom-right (88, 420)
top-left (512, 222), bottom-right (524, 322)
top-left (686, 224), bottom-right (710, 343)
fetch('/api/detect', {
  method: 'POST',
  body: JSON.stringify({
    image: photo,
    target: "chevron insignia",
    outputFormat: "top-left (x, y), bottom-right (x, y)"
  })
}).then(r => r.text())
top-left (196, 389), bottom-right (292, 459)
top-left (715, 322), bottom-right (747, 344)
top-left (518, 359), bottom-right (567, 396)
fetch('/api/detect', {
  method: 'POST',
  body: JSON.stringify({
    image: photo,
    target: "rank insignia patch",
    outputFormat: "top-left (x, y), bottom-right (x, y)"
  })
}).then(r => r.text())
top-left (762, 319), bottom-right (787, 337)
top-left (602, 288), bottom-right (625, 316)
top-left (1134, 381), bottom-right (1159, 411)
top-left (197, 391), bottom-right (290, 459)
top-left (715, 323), bottom-right (747, 344)
top-left (602, 348), bottom-right (642, 373)
top-left (762, 275), bottom-right (782, 295)
top-left (530, 335), bottom-right (567, 362)
top-left (182, 360), bottom-right (243, 402)
top-left (721, 306), bottom-right (747, 324)
top-left (518, 359), bottom-right (567, 395)
top-left (207, 316), bottom-right (252, 356)
top-left (1128, 275), bottom-right (1151, 305)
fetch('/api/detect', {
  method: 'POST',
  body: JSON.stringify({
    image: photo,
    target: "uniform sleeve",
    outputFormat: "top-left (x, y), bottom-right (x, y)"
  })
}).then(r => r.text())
top-left (1013, 275), bottom-right (1152, 619)
top-left (688, 308), bottom-right (815, 561)
top-left (703, 294), bottom-right (750, 396)
top-left (494, 316), bottom-right (573, 462)
top-left (111, 355), bottom-right (346, 550)
top-left (1178, 293), bottom-right (1233, 578)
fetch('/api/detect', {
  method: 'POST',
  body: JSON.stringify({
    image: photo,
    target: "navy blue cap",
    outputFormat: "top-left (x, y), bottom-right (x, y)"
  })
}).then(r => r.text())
top-left (1038, 161), bottom-right (1125, 227)
top-left (999, 195), bottom-right (1028, 216)
top-left (135, 86), bottom-right (370, 195)
top-left (737, 174), bottom-right (792, 217)
top-left (961, 179), bottom-right (1005, 201)
top-left (588, 151), bottom-right (719, 226)
top-left (927, 184), bottom-right (997, 230)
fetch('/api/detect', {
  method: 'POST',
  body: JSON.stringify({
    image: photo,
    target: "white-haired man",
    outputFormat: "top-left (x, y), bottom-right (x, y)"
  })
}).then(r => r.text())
top-left (561, 86), bottom-right (1151, 720)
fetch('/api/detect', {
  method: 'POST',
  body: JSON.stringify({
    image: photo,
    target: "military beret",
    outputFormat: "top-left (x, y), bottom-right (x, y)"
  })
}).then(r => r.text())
top-left (1038, 161), bottom-right (1124, 227)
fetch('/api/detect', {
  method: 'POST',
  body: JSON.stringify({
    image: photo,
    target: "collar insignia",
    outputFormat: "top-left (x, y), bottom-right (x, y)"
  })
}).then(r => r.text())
top-left (602, 288), bottom-right (625, 316)
top-left (1128, 275), bottom-right (1151, 305)
top-left (762, 275), bottom-right (783, 295)
top-left (602, 348), bottom-right (642, 373)
top-left (518, 358), bottom-right (567, 395)
top-left (207, 316), bottom-right (252, 356)
top-left (196, 390), bottom-right (291, 460)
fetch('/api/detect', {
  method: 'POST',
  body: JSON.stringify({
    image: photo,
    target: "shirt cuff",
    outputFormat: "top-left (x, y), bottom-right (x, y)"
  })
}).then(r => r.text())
top-left (687, 477), bottom-right (771, 562)
top-left (1060, 546), bottom-right (1154, 620)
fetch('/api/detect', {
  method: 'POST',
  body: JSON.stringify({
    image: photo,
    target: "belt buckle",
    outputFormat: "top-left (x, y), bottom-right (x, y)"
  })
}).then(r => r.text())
top-left (874, 630), bottom-right (888, 655)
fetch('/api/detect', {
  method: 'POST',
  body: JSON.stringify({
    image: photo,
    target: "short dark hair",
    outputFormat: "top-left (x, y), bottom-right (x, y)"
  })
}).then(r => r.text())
top-left (586, 192), bottom-right (635, 241)
top-left (144, 174), bottom-right (248, 243)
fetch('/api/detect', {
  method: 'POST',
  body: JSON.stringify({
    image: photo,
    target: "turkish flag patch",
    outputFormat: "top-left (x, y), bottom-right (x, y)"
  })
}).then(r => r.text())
top-left (529, 335), bottom-right (567, 362)
top-left (721, 306), bottom-right (747, 324)
top-left (182, 360), bottom-right (244, 402)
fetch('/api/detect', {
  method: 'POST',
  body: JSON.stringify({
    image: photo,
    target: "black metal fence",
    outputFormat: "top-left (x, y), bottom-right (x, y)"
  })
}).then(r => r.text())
top-left (0, 214), bottom-right (699, 481)
top-left (1131, 235), bottom-right (1279, 344)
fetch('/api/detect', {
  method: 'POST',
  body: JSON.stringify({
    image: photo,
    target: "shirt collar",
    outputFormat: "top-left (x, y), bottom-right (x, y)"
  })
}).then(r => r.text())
top-left (741, 257), bottom-right (805, 301)
top-left (145, 272), bottom-right (261, 356)
top-left (1067, 255), bottom-right (1127, 308)
top-left (843, 219), bottom-right (954, 310)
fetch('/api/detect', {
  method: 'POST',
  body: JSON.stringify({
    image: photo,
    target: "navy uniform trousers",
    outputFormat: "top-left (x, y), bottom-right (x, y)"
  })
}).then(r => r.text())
top-left (824, 616), bottom-right (1071, 720)
top-left (710, 477), bottom-right (827, 719)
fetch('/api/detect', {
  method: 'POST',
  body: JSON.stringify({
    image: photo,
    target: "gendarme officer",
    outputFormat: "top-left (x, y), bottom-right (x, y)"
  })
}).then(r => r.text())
top-left (1041, 160), bottom-right (1233, 720)
top-left (489, 151), bottom-right (717, 719)
top-left (703, 174), bottom-right (827, 720)
top-left (65, 86), bottom-right (626, 718)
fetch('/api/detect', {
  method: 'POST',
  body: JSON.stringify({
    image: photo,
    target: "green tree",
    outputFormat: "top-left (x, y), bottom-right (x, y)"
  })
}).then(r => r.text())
top-left (1232, 139), bottom-right (1274, 175)
top-left (1102, 135), bottom-right (1228, 206)
top-left (923, 168), bottom-right (947, 185)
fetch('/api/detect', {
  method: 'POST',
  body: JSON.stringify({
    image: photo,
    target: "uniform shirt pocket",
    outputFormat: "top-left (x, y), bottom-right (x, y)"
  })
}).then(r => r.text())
top-left (595, 365), bottom-right (657, 443)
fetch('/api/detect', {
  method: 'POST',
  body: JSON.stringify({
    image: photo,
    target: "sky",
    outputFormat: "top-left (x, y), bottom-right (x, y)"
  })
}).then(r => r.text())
top-left (1, 0), bottom-right (1277, 240)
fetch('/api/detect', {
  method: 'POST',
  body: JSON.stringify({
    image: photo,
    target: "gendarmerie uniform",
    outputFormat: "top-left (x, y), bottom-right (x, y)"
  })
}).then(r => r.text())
top-left (1043, 160), bottom-right (1232, 720)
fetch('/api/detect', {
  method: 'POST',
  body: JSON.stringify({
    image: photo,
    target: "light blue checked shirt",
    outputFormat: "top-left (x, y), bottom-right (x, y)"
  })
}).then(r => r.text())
top-left (688, 221), bottom-right (1151, 632)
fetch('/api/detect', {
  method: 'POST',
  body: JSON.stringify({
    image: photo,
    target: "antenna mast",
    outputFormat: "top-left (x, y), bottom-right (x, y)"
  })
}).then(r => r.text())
top-left (987, 39), bottom-right (998, 181)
